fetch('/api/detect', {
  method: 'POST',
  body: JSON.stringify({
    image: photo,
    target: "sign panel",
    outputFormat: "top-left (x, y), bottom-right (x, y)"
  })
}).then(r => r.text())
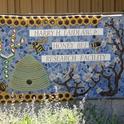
top-left (0, 14), bottom-right (123, 102)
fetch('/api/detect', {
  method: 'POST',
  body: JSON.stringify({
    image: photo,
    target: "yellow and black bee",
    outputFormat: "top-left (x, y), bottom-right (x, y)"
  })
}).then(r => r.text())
top-left (90, 41), bottom-right (101, 48)
top-left (32, 38), bottom-right (48, 54)
top-left (90, 41), bottom-right (102, 51)
top-left (0, 82), bottom-right (8, 92)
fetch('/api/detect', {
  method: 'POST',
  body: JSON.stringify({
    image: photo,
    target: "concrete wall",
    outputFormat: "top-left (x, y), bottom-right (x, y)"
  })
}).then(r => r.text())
top-left (86, 99), bottom-right (124, 124)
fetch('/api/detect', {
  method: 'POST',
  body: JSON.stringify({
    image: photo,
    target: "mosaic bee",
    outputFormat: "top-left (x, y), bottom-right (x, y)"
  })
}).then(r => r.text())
top-left (90, 40), bottom-right (106, 51)
top-left (32, 38), bottom-right (48, 54)
top-left (0, 82), bottom-right (8, 92)
top-left (90, 41), bottom-right (102, 49)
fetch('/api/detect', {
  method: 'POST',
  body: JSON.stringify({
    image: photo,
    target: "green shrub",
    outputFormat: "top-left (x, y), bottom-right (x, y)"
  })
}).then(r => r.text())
top-left (0, 99), bottom-right (119, 124)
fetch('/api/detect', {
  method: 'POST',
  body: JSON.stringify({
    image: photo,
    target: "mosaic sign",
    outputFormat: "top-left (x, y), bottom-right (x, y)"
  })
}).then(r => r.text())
top-left (0, 14), bottom-right (123, 103)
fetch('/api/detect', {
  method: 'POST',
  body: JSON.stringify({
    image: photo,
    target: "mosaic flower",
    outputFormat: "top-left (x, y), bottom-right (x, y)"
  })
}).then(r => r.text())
top-left (64, 75), bottom-right (70, 81)
top-left (96, 87), bottom-right (103, 94)
top-left (77, 82), bottom-right (86, 87)
top-left (96, 62), bottom-right (105, 69)
top-left (83, 72), bottom-right (93, 82)
top-left (104, 62), bottom-right (111, 67)
top-left (107, 38), bottom-right (112, 43)
top-left (114, 57), bottom-right (120, 64)
top-left (49, 73), bottom-right (57, 81)
top-left (116, 38), bottom-right (121, 44)
top-left (56, 73), bottom-right (63, 79)
top-left (88, 66), bottom-right (94, 72)
top-left (93, 73), bottom-right (100, 79)
top-left (101, 40), bottom-right (107, 48)
top-left (112, 45), bottom-right (117, 52)
top-left (72, 74), bottom-right (80, 80)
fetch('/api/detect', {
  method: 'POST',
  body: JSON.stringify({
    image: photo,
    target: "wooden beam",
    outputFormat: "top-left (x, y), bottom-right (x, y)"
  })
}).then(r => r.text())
top-left (19, 0), bottom-right (32, 13)
top-left (80, 0), bottom-right (91, 12)
top-left (103, 0), bottom-right (114, 12)
top-left (7, 0), bottom-right (15, 13)
top-left (115, 0), bottom-right (124, 12)
top-left (92, 0), bottom-right (103, 12)
top-left (44, 0), bottom-right (55, 13)
top-left (68, 0), bottom-right (79, 13)
top-left (56, 0), bottom-right (68, 13)
top-left (0, 0), bottom-right (8, 14)
top-left (32, 0), bottom-right (44, 13)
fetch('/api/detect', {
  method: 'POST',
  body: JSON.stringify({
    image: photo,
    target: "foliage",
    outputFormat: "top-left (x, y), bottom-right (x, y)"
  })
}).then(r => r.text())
top-left (17, 115), bottom-right (33, 124)
top-left (0, 99), bottom-right (119, 124)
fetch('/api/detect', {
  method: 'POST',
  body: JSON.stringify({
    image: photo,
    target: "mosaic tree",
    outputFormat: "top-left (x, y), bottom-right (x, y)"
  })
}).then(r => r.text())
top-left (52, 17), bottom-right (124, 97)
top-left (98, 18), bottom-right (124, 96)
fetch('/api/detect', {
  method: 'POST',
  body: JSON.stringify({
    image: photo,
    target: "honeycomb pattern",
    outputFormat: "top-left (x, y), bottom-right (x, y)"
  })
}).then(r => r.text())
top-left (0, 92), bottom-right (73, 103)
top-left (0, 15), bottom-right (102, 27)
